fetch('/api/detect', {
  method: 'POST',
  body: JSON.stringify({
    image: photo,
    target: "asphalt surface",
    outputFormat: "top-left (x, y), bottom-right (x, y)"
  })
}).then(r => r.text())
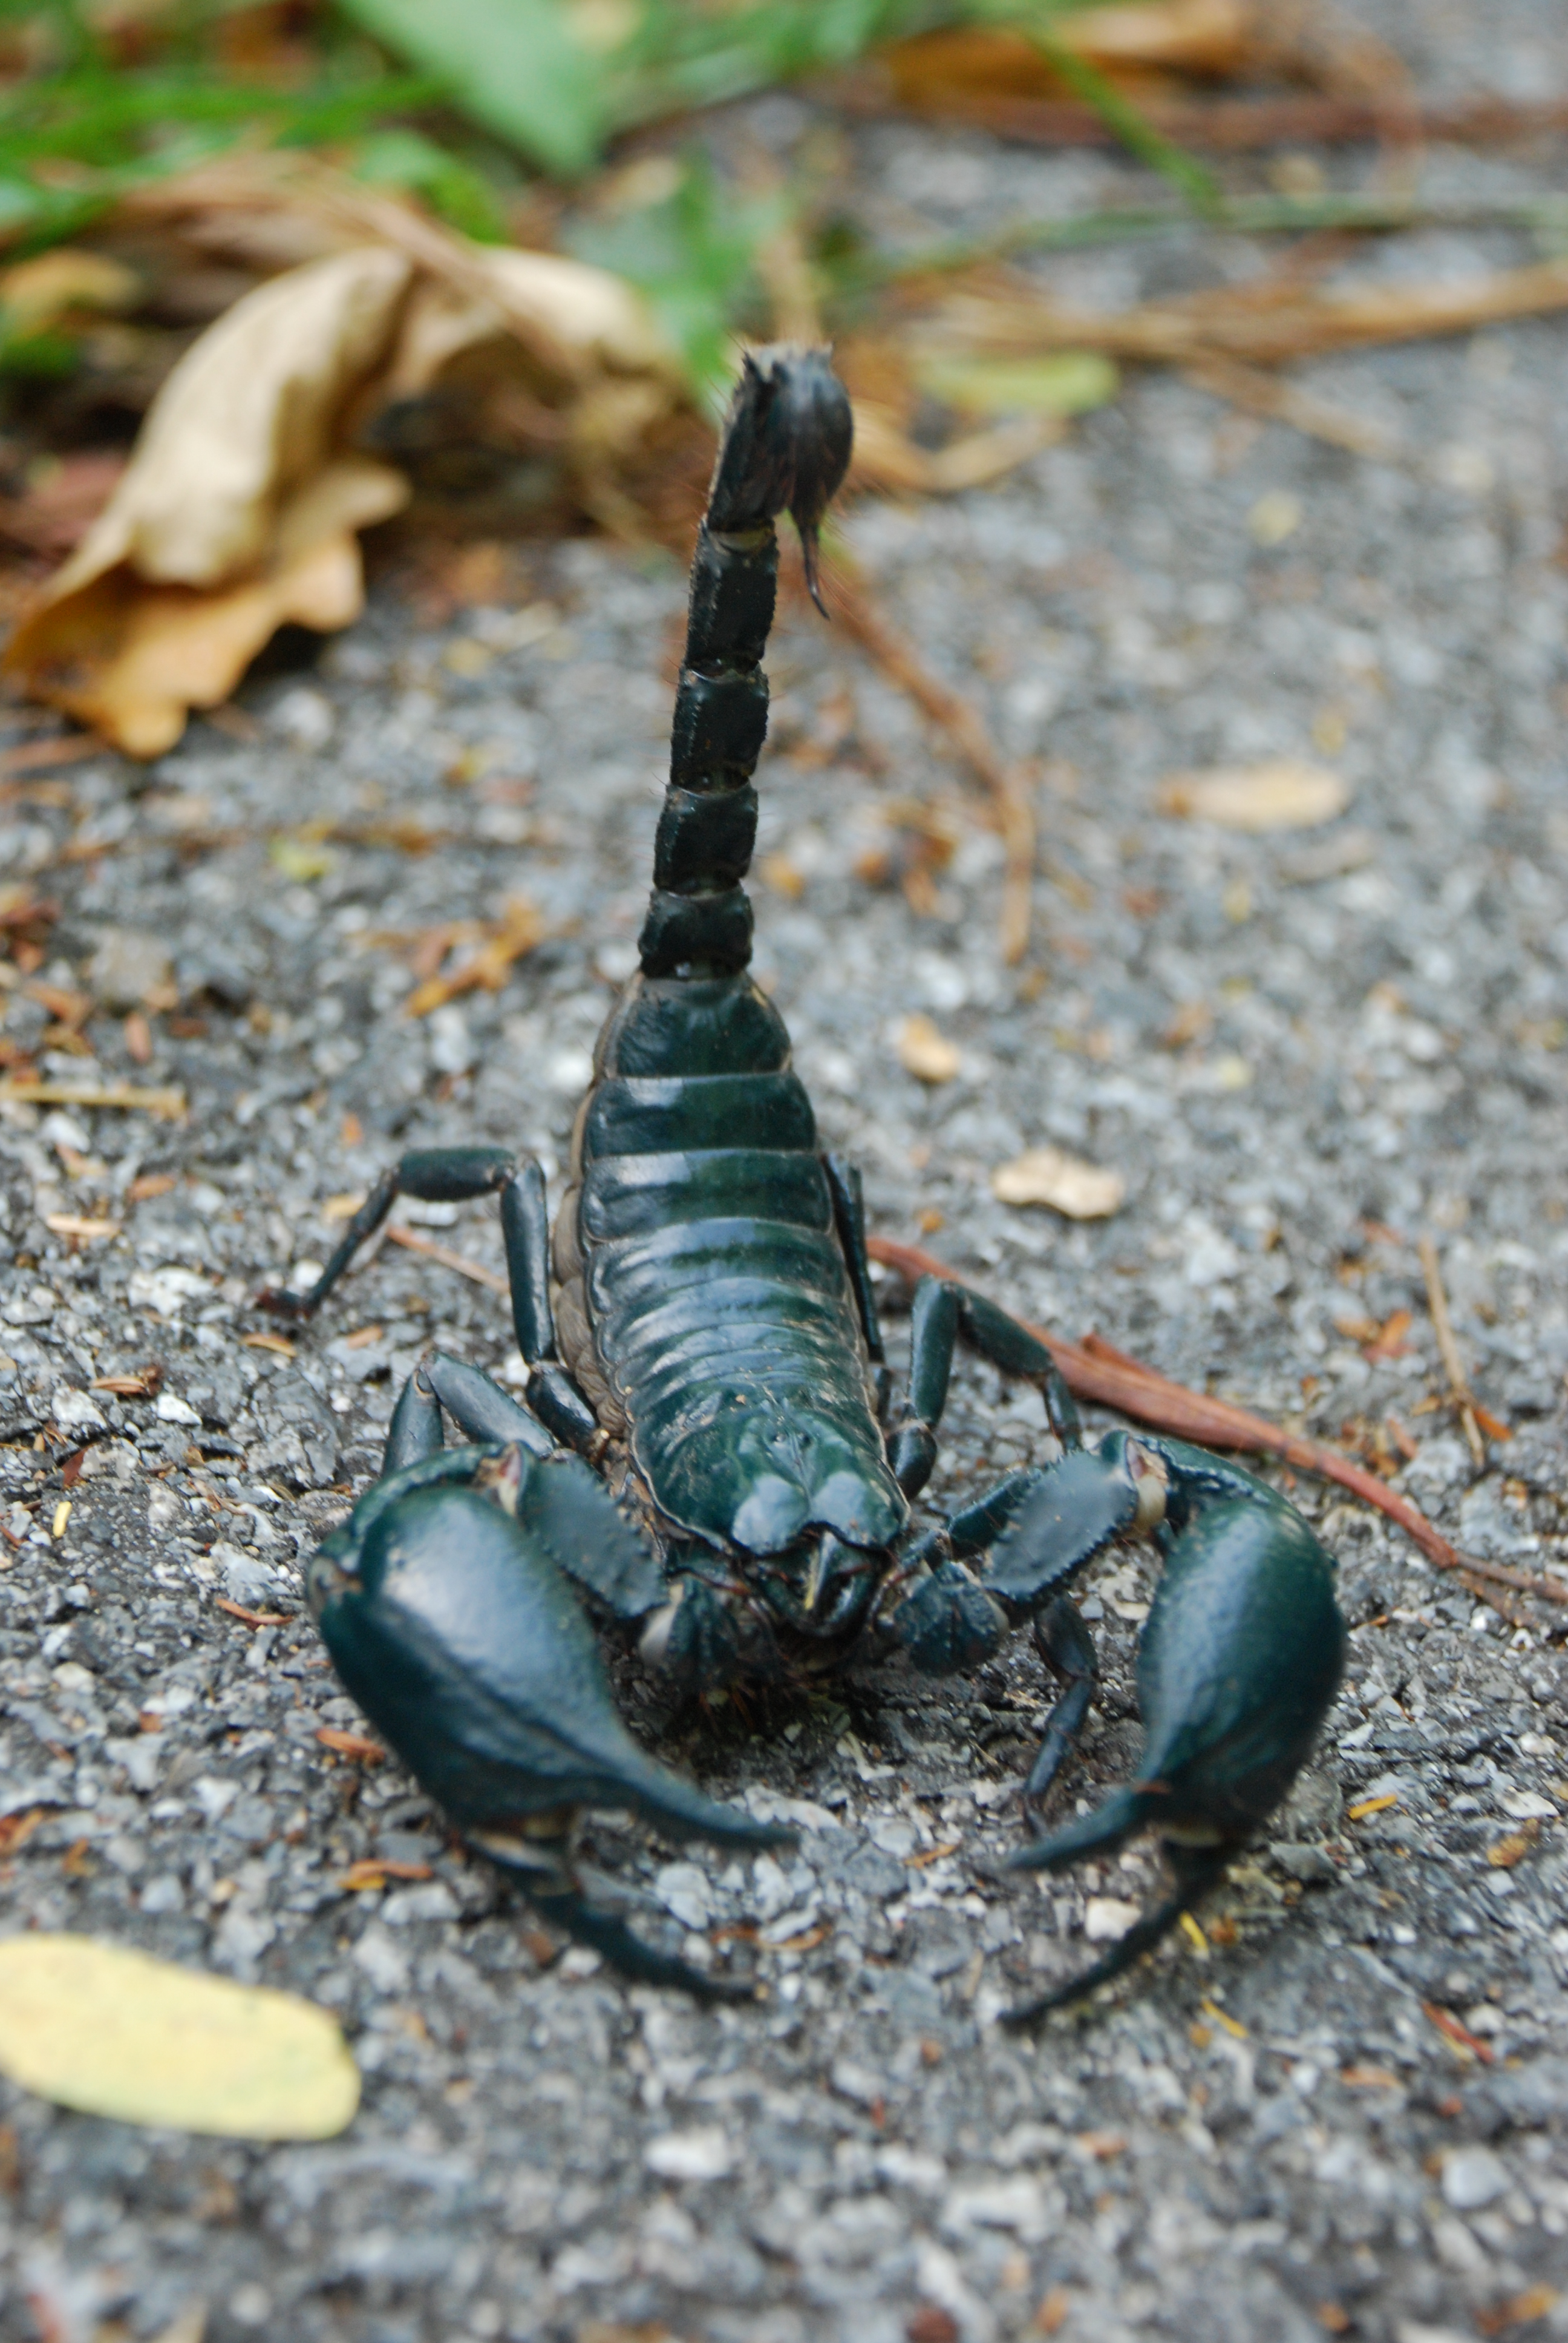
top-left (4, 5), bottom-right (1568, 2339)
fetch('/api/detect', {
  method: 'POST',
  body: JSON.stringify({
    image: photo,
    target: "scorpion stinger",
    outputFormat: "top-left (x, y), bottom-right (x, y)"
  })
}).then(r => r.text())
top-left (270, 342), bottom-right (1347, 2010)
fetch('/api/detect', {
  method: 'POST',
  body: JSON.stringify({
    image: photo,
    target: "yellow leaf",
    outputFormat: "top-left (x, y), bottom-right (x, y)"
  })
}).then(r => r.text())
top-left (0, 249), bottom-right (140, 333)
top-left (895, 1012), bottom-right (961, 1084)
top-left (1248, 489), bottom-right (1302, 546)
top-left (991, 1145), bottom-right (1125, 1218)
top-left (1157, 758), bottom-right (1350, 832)
top-left (0, 1934), bottom-right (359, 2139)
top-left (269, 834), bottom-right (337, 882)
top-left (913, 351), bottom-right (1120, 418)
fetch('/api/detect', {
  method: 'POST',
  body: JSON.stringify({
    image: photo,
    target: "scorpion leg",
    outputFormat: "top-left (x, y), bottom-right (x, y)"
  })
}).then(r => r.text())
top-left (499, 1157), bottom-right (603, 1458)
top-left (307, 1440), bottom-right (790, 1999)
top-left (1025, 1596), bottom-right (1099, 1815)
top-left (823, 1152), bottom-right (892, 1420)
top-left (886, 1276), bottom-right (959, 1497)
top-left (260, 1149), bottom-right (607, 1457)
top-left (258, 1144), bottom-right (518, 1319)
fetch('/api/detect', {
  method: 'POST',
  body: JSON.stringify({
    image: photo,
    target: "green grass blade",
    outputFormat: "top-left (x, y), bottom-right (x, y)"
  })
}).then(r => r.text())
top-left (1018, 15), bottom-right (1221, 214)
top-left (334, 0), bottom-right (604, 179)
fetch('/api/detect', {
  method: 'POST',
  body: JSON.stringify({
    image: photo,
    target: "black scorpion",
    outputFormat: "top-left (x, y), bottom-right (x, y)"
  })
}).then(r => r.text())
top-left (264, 347), bottom-right (1346, 2015)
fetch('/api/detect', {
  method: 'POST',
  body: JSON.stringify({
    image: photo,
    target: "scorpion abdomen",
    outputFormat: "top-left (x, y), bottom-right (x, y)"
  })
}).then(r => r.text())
top-left (571, 960), bottom-right (903, 1564)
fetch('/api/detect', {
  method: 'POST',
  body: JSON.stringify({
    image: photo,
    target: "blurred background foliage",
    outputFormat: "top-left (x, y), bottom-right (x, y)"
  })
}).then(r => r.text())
top-left (0, 0), bottom-right (1208, 402)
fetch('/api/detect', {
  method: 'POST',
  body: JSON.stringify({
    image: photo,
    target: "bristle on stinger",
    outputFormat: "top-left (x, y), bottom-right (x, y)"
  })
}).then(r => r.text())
top-left (707, 346), bottom-right (853, 614)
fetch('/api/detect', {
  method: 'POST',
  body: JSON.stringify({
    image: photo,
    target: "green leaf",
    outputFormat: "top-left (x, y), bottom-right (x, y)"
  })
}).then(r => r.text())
top-left (1014, 13), bottom-right (1221, 214)
top-left (913, 350), bottom-right (1119, 416)
top-left (270, 835), bottom-right (338, 882)
top-left (0, 322), bottom-right (79, 378)
top-left (335, 0), bottom-right (604, 180)
top-left (350, 128), bottom-right (508, 242)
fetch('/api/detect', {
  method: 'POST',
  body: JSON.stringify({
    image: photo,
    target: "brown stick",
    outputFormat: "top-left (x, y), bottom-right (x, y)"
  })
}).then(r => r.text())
top-left (865, 1233), bottom-right (1568, 1617)
top-left (829, 569), bottom-right (1035, 963)
top-left (1179, 354), bottom-right (1399, 459)
top-left (385, 1225), bottom-right (509, 1295)
top-left (932, 257), bottom-right (1568, 370)
top-left (1419, 1234), bottom-right (1486, 1469)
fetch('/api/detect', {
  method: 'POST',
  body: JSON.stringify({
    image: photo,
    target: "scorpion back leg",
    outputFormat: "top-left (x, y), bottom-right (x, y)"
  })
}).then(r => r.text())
top-left (260, 1149), bottom-right (606, 1457)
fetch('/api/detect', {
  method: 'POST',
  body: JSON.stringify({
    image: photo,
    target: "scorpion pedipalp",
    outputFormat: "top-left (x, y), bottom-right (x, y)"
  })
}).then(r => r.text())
top-left (999, 1438), bottom-right (1347, 2019)
top-left (312, 1444), bottom-right (791, 1996)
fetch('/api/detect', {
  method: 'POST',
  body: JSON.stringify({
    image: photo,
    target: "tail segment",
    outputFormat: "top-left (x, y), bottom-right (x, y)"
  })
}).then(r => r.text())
top-left (639, 346), bottom-right (852, 981)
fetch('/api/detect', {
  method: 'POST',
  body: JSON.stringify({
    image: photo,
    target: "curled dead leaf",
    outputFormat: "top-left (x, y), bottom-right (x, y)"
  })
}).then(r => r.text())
top-left (0, 1933), bottom-right (359, 2138)
top-left (1157, 758), bottom-right (1350, 831)
top-left (4, 224), bottom-right (679, 757)
top-left (992, 1146), bottom-right (1126, 1218)
top-left (896, 1012), bottom-right (962, 1084)
top-left (0, 249), bottom-right (142, 334)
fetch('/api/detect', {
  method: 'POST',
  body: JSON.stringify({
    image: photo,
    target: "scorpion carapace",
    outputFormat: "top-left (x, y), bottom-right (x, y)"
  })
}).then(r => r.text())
top-left (267, 344), bottom-right (1347, 2011)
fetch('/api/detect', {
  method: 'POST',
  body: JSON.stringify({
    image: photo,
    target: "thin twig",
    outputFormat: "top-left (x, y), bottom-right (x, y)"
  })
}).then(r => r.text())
top-left (385, 1225), bottom-right (508, 1294)
top-left (1419, 1234), bottom-right (1486, 1469)
top-left (0, 1077), bottom-right (185, 1118)
top-left (828, 568), bottom-right (1034, 963)
top-left (1180, 354), bottom-right (1399, 459)
top-left (866, 1234), bottom-right (1566, 1623)
top-left (929, 255), bottom-right (1568, 372)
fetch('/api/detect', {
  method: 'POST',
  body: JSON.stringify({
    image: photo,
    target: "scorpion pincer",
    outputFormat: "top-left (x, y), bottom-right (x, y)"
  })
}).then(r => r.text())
top-left (266, 346), bottom-right (1347, 2011)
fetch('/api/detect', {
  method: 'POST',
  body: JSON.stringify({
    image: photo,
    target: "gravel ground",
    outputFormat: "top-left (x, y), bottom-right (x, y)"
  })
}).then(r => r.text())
top-left (5, 9), bottom-right (1568, 2341)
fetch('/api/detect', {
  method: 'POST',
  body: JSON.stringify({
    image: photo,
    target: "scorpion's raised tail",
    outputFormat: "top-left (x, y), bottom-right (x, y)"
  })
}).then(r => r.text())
top-left (639, 344), bottom-right (852, 981)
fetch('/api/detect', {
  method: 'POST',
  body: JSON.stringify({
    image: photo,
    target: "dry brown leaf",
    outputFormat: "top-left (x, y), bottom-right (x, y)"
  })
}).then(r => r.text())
top-left (5, 214), bottom-right (680, 756)
top-left (992, 1146), bottom-right (1126, 1217)
top-left (896, 1012), bottom-right (962, 1083)
top-left (0, 249), bottom-right (141, 333)
top-left (402, 896), bottom-right (546, 1016)
top-left (883, 1), bottom-right (1253, 106)
top-left (5, 248), bottom-right (413, 752)
top-left (0, 1933), bottom-right (359, 2138)
top-left (1157, 758), bottom-right (1348, 830)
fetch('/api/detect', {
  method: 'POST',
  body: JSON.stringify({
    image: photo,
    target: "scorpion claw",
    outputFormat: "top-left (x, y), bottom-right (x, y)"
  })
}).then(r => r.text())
top-left (309, 1446), bottom-right (789, 1988)
top-left (1002, 1844), bottom-right (1229, 2026)
top-left (997, 1452), bottom-right (1345, 2014)
top-left (526, 1879), bottom-right (760, 2004)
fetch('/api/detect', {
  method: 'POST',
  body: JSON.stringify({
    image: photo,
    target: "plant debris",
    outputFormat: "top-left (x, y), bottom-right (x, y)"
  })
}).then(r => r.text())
top-left (0, 1935), bottom-right (359, 2139)
top-left (991, 1146), bottom-right (1127, 1219)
